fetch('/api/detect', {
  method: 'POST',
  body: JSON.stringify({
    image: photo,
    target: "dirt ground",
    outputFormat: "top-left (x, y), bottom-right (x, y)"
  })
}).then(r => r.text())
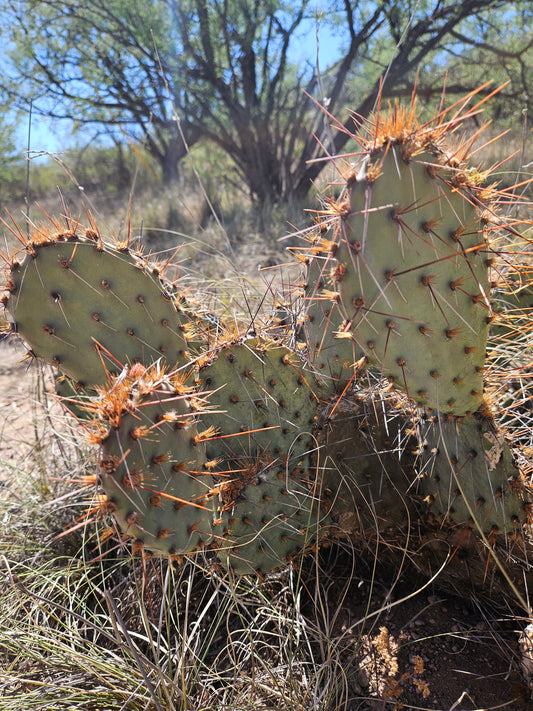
top-left (0, 338), bottom-right (42, 484)
top-left (1, 336), bottom-right (533, 710)
top-left (312, 556), bottom-right (533, 710)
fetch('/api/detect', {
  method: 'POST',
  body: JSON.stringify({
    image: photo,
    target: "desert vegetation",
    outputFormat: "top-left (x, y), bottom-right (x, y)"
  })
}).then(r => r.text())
top-left (1, 2), bottom-right (533, 709)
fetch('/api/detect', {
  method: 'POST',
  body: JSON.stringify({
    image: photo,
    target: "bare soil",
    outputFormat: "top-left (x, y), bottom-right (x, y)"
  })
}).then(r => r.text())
top-left (0, 338), bottom-right (41, 484)
top-left (313, 557), bottom-right (533, 709)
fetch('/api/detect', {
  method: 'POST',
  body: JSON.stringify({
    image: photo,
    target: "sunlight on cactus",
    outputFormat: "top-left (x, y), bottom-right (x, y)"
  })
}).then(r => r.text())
top-left (1, 83), bottom-right (532, 609)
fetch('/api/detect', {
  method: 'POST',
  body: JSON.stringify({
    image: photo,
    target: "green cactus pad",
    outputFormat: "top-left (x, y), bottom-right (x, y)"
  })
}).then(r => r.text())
top-left (415, 414), bottom-right (528, 534)
top-left (196, 338), bottom-right (321, 464)
top-left (6, 232), bottom-right (194, 388)
top-left (94, 365), bottom-right (217, 556)
top-left (299, 236), bottom-right (358, 388)
top-left (215, 453), bottom-right (322, 574)
top-left (90, 339), bottom-right (328, 572)
top-left (333, 153), bottom-right (490, 415)
top-left (315, 391), bottom-right (417, 536)
top-left (193, 338), bottom-right (326, 573)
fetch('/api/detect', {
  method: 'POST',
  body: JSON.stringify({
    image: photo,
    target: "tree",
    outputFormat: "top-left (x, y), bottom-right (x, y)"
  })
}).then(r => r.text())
top-left (423, 2), bottom-right (533, 127)
top-left (291, 0), bottom-right (533, 200)
top-left (1, 0), bottom-right (202, 184)
top-left (0, 109), bottom-right (23, 205)
top-left (1, 0), bottom-right (530, 206)
top-left (0, 112), bottom-right (17, 173)
top-left (167, 0), bottom-right (317, 205)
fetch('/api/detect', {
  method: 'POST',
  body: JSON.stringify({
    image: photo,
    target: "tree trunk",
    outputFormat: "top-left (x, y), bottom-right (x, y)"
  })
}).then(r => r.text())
top-left (161, 136), bottom-right (184, 184)
top-left (239, 120), bottom-right (284, 207)
top-left (159, 124), bottom-right (202, 185)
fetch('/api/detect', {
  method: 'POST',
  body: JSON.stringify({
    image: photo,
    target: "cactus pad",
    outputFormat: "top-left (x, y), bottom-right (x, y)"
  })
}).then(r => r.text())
top-left (83, 340), bottom-right (327, 572)
top-left (90, 364), bottom-right (217, 556)
top-left (196, 338), bottom-right (321, 462)
top-left (294, 94), bottom-right (508, 414)
top-left (5, 230), bottom-right (195, 388)
top-left (415, 414), bottom-right (528, 534)
top-left (193, 338), bottom-right (326, 573)
top-left (334, 152), bottom-right (490, 415)
top-left (298, 231), bottom-right (358, 388)
top-left (315, 390), bottom-right (417, 536)
top-left (215, 453), bottom-right (322, 574)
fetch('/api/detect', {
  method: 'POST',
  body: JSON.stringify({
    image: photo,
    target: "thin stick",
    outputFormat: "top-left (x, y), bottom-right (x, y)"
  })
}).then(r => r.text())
top-left (24, 99), bottom-right (33, 240)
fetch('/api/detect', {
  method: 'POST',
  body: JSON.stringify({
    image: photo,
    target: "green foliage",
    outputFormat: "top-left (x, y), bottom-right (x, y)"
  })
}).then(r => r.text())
top-left (0, 111), bottom-right (25, 203)
top-left (418, 1), bottom-right (533, 128)
top-left (0, 137), bottom-right (17, 180)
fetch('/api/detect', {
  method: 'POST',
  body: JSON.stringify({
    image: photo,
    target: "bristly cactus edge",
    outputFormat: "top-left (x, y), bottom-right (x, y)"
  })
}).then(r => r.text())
top-left (1, 83), bottom-right (532, 603)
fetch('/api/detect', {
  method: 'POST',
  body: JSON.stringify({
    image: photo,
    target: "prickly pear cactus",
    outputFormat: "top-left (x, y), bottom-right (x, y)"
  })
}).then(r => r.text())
top-left (315, 389), bottom-right (417, 536)
top-left (68, 336), bottom-right (327, 573)
top-left (298, 97), bottom-right (501, 416)
top-left (1, 85), bottom-right (531, 595)
top-left (297, 225), bottom-right (358, 387)
top-left (215, 454), bottom-right (323, 574)
top-left (88, 363), bottom-right (218, 557)
top-left (3, 228), bottom-right (199, 389)
top-left (195, 338), bottom-right (320, 460)
top-left (415, 413), bottom-right (527, 534)
top-left (194, 338), bottom-right (324, 573)
top-left (339, 153), bottom-right (489, 415)
top-left (289, 86), bottom-right (533, 595)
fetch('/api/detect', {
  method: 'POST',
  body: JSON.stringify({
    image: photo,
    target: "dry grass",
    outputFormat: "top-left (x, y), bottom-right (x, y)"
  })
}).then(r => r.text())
top-left (0, 337), bottom-right (532, 710)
